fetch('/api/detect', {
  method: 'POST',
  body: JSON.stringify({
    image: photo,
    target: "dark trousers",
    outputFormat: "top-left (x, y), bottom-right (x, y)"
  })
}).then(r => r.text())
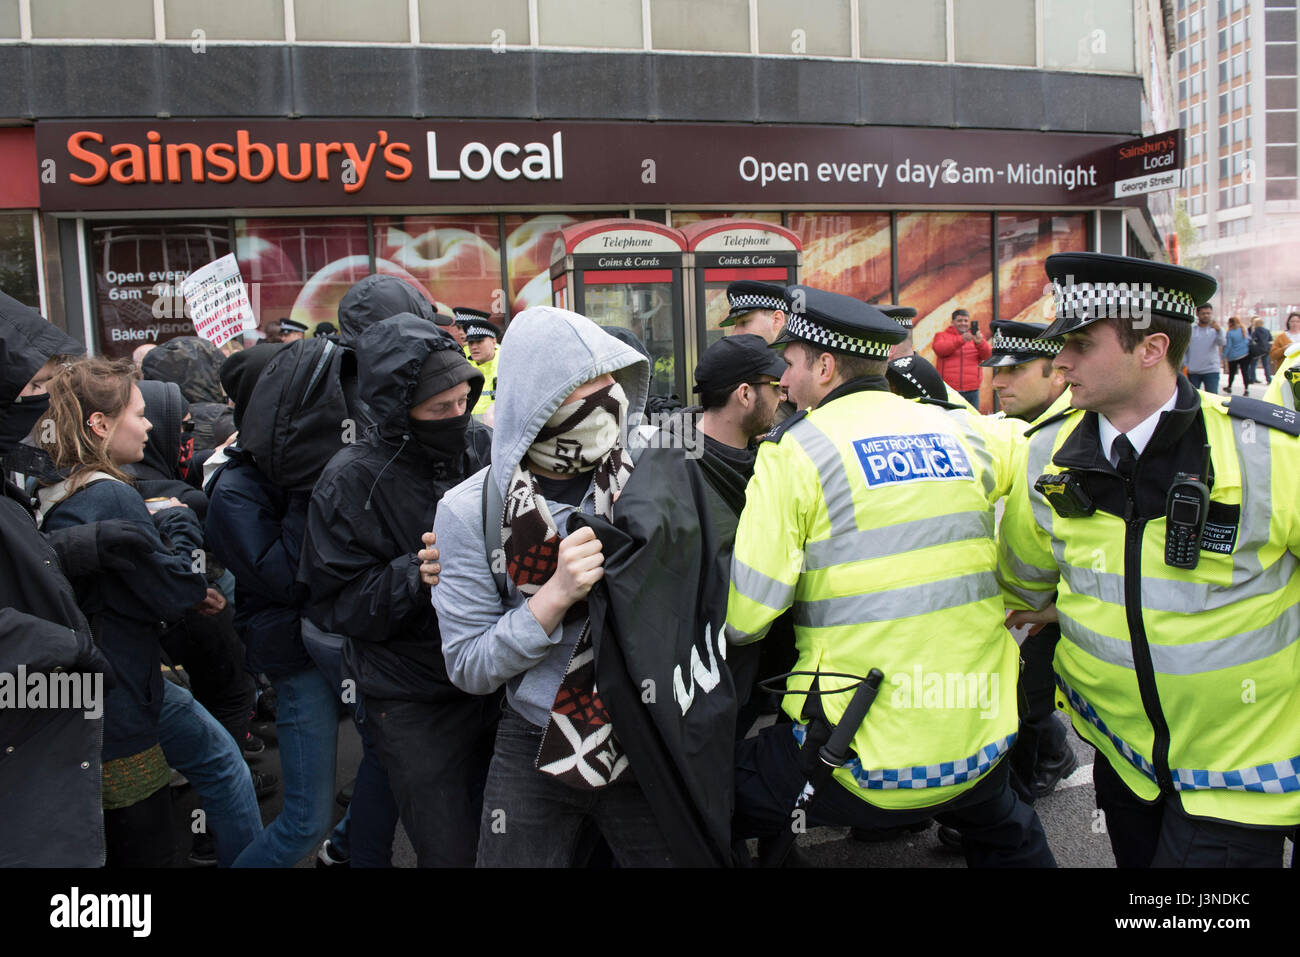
top-left (475, 703), bottom-right (674, 867)
top-left (1092, 751), bottom-right (1290, 867)
top-left (735, 721), bottom-right (1056, 867)
top-left (366, 692), bottom-right (500, 867)
top-left (1009, 625), bottom-right (1069, 798)
top-left (104, 785), bottom-right (174, 868)
top-left (160, 606), bottom-right (255, 748)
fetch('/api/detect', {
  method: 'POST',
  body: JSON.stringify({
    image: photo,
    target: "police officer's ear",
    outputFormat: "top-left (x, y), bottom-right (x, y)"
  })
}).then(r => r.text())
top-left (1136, 330), bottom-right (1172, 371)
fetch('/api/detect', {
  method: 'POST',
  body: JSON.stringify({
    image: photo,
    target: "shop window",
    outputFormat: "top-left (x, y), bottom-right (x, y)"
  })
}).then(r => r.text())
top-left (996, 213), bottom-right (1087, 324)
top-left (89, 221), bottom-right (232, 360)
top-left (0, 213), bottom-right (39, 309)
top-left (787, 212), bottom-right (891, 305)
top-left (31, 0), bottom-right (154, 38)
top-left (235, 217), bottom-right (371, 335)
top-left (422, 0), bottom-right (529, 45)
top-left (369, 215), bottom-right (504, 321)
top-left (165, 0), bottom-right (284, 40)
top-left (758, 0), bottom-right (852, 57)
top-left (650, 0), bottom-right (751, 53)
top-left (538, 0), bottom-right (642, 48)
top-left (955, 0), bottom-right (1036, 66)
top-left (295, 0), bottom-right (409, 43)
top-left (499, 212), bottom-right (621, 318)
top-left (0, 0), bottom-right (18, 38)
top-left (894, 212), bottom-right (993, 358)
top-left (1044, 0), bottom-right (1134, 71)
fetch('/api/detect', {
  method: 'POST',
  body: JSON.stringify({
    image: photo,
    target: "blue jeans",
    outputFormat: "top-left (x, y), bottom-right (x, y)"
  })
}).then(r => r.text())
top-left (232, 664), bottom-right (338, 867)
top-left (158, 680), bottom-right (263, 867)
top-left (958, 389), bottom-right (981, 407)
top-left (301, 619), bottom-right (400, 867)
top-left (1188, 372), bottom-right (1220, 394)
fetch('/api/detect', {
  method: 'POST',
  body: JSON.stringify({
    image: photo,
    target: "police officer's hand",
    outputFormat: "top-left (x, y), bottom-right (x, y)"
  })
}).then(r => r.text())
top-left (1006, 604), bottom-right (1058, 630)
top-left (418, 530), bottom-right (440, 587)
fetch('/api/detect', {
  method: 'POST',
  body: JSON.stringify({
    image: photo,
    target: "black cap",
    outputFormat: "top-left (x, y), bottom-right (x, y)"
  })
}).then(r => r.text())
top-left (773, 285), bottom-right (907, 358)
top-left (454, 307), bottom-right (501, 340)
top-left (279, 318), bottom-right (309, 334)
top-left (979, 320), bottom-right (1064, 368)
top-left (877, 304), bottom-right (918, 330)
top-left (693, 333), bottom-right (788, 394)
top-left (1040, 252), bottom-right (1217, 340)
top-left (721, 280), bottom-right (789, 327)
top-left (412, 342), bottom-right (485, 408)
top-left (887, 354), bottom-right (948, 401)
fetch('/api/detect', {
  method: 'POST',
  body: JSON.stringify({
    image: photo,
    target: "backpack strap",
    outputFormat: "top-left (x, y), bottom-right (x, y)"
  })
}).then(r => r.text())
top-left (479, 468), bottom-right (509, 602)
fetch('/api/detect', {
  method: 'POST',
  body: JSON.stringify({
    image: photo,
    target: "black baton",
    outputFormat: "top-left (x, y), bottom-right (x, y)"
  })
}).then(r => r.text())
top-left (761, 668), bottom-right (884, 867)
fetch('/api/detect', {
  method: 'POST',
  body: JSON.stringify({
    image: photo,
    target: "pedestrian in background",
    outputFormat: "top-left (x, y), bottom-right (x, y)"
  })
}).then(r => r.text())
top-left (1224, 315), bottom-right (1249, 395)
top-left (932, 308), bottom-right (991, 407)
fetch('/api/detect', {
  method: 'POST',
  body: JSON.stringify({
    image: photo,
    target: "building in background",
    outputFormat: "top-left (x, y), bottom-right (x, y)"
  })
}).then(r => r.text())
top-left (1, 0), bottom-right (1177, 402)
top-left (1173, 0), bottom-right (1300, 321)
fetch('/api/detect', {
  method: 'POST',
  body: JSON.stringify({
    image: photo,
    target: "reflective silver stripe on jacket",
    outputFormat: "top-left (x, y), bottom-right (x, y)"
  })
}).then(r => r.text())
top-left (803, 511), bottom-right (993, 572)
top-left (794, 571), bottom-right (999, 628)
top-left (789, 418), bottom-right (858, 539)
top-left (730, 558), bottom-right (795, 612)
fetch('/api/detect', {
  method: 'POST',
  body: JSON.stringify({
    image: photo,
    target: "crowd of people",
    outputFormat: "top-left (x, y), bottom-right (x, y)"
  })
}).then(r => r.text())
top-left (2, 250), bottom-right (1299, 869)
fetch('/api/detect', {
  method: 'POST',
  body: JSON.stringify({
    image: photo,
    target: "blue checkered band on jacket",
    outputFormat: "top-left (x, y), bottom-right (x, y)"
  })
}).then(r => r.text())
top-left (463, 323), bottom-right (497, 339)
top-left (1056, 676), bottom-right (1300, 793)
top-left (783, 313), bottom-right (892, 358)
top-left (791, 723), bottom-right (1015, 790)
top-left (1053, 282), bottom-right (1199, 322)
top-left (991, 330), bottom-right (1062, 356)
top-left (729, 292), bottom-right (787, 313)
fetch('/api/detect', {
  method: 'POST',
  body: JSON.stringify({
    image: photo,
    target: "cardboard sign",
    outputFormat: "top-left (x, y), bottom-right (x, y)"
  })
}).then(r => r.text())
top-left (182, 254), bottom-right (255, 348)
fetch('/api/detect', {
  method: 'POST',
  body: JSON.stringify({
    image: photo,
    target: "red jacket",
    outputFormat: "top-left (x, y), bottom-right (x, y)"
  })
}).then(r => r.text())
top-left (932, 326), bottom-right (992, 392)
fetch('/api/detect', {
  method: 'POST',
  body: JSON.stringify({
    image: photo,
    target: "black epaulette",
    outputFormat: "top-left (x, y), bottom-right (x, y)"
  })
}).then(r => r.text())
top-left (920, 397), bottom-right (965, 410)
top-left (1224, 395), bottom-right (1300, 436)
top-left (1024, 405), bottom-right (1077, 437)
top-left (759, 409), bottom-right (808, 444)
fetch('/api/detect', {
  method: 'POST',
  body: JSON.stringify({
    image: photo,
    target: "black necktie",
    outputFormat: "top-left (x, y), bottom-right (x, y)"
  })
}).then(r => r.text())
top-left (1113, 433), bottom-right (1138, 481)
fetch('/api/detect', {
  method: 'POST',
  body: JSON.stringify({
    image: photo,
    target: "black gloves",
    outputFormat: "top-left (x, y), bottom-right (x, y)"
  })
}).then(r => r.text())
top-left (46, 519), bottom-right (158, 579)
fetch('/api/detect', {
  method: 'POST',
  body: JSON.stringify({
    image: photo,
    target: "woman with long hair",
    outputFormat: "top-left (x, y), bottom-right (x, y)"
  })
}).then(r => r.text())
top-left (1270, 312), bottom-right (1300, 373)
top-left (1224, 315), bottom-right (1250, 395)
top-left (39, 357), bottom-right (209, 867)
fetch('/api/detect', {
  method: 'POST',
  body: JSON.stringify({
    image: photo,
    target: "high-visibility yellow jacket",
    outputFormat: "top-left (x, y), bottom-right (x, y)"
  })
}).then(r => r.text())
top-left (1263, 348), bottom-right (1299, 412)
top-left (726, 382), bottom-right (1022, 810)
top-left (471, 350), bottom-right (499, 417)
top-left (998, 379), bottom-right (1300, 826)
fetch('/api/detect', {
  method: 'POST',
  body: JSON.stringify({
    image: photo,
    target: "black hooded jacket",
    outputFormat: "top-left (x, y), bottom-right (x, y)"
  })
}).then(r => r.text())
top-left (141, 336), bottom-right (234, 451)
top-left (336, 274), bottom-right (436, 347)
top-left (0, 293), bottom-right (107, 866)
top-left (127, 380), bottom-right (208, 517)
top-left (300, 313), bottom-right (492, 702)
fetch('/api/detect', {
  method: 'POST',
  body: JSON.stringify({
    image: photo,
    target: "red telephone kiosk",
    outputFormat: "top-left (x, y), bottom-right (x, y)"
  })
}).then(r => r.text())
top-left (550, 219), bottom-right (688, 400)
top-left (680, 219), bottom-right (802, 356)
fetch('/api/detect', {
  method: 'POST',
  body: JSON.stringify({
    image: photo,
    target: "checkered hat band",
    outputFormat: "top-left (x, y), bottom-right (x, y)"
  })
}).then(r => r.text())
top-left (464, 323), bottom-right (497, 338)
top-left (991, 331), bottom-right (1062, 356)
top-left (1058, 676), bottom-right (1300, 794)
top-left (892, 316), bottom-right (914, 329)
top-left (784, 313), bottom-right (892, 358)
top-left (1054, 282), bottom-right (1198, 321)
top-left (729, 292), bottom-right (787, 312)
top-left (792, 724), bottom-right (1014, 791)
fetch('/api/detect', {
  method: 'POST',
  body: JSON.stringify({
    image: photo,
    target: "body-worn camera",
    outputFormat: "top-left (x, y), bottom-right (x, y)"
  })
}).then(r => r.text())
top-left (1034, 471), bottom-right (1096, 518)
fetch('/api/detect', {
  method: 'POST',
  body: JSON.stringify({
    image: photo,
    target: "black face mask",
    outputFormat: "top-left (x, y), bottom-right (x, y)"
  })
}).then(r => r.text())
top-left (407, 414), bottom-right (470, 461)
top-left (0, 393), bottom-right (50, 455)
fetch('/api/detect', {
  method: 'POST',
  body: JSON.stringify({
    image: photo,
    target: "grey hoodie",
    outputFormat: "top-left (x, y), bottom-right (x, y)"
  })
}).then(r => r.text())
top-left (432, 306), bottom-right (649, 728)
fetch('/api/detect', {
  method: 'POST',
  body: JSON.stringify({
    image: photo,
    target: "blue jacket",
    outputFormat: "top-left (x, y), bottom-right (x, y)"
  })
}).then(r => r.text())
top-left (205, 448), bottom-right (312, 680)
top-left (1226, 327), bottom-right (1250, 361)
top-left (40, 479), bottom-right (207, 762)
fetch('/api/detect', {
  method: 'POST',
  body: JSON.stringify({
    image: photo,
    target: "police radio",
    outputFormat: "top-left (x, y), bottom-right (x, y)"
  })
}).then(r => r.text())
top-left (1034, 471), bottom-right (1095, 518)
top-left (1164, 444), bottom-right (1212, 570)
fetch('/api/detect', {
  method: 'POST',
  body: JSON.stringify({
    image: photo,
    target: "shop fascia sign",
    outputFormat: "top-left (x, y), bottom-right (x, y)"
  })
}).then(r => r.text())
top-left (1108, 130), bottom-right (1184, 198)
top-left (35, 120), bottom-right (1143, 211)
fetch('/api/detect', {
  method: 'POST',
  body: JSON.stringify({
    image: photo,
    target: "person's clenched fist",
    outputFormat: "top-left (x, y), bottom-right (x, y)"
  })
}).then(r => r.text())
top-left (550, 526), bottom-right (604, 605)
top-left (418, 530), bottom-right (440, 587)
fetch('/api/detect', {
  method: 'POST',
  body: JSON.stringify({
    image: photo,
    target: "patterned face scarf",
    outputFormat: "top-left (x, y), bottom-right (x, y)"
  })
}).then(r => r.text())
top-left (501, 380), bottom-right (634, 789)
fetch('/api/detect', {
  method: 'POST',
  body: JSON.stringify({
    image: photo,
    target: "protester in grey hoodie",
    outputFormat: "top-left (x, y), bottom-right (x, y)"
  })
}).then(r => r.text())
top-left (433, 305), bottom-right (676, 867)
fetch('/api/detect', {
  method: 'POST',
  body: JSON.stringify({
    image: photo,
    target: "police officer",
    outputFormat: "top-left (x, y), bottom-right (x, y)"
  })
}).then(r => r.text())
top-left (999, 252), bottom-right (1300, 867)
top-left (726, 285), bottom-right (1055, 867)
top-left (278, 318), bottom-right (309, 343)
top-left (454, 308), bottom-right (501, 419)
top-left (720, 280), bottom-right (789, 344)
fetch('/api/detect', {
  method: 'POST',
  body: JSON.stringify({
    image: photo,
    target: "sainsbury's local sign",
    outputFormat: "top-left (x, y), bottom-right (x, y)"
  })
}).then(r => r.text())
top-left (36, 120), bottom-right (1149, 211)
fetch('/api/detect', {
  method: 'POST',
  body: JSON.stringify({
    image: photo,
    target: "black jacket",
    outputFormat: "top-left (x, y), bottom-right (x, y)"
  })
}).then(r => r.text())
top-left (141, 336), bottom-right (234, 450)
top-left (205, 447), bottom-right (313, 680)
top-left (300, 314), bottom-right (491, 702)
top-left (578, 440), bottom-right (738, 867)
top-left (128, 379), bottom-right (208, 518)
top-left (0, 292), bottom-right (107, 866)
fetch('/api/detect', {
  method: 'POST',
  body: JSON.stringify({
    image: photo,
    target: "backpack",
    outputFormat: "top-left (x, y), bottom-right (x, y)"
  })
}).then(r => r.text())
top-left (238, 338), bottom-right (359, 492)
